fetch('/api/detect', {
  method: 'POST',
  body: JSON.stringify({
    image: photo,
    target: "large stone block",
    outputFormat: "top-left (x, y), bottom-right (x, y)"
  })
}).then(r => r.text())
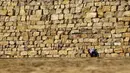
top-left (49, 50), bottom-right (58, 55)
top-left (36, 10), bottom-right (42, 15)
top-left (0, 9), bottom-right (7, 15)
top-left (51, 14), bottom-right (58, 20)
top-left (28, 51), bottom-right (37, 56)
top-left (20, 6), bottom-right (25, 15)
top-left (111, 53), bottom-right (119, 57)
top-left (86, 12), bottom-right (97, 18)
top-left (103, 6), bottom-right (111, 12)
top-left (123, 33), bottom-right (130, 37)
top-left (59, 50), bottom-right (67, 55)
top-left (64, 14), bottom-right (73, 19)
top-left (116, 28), bottom-right (127, 33)
top-left (30, 15), bottom-right (41, 21)
top-left (21, 51), bottom-right (28, 56)
top-left (33, 32), bottom-right (40, 36)
top-left (44, 39), bottom-right (54, 44)
top-left (118, 17), bottom-right (130, 21)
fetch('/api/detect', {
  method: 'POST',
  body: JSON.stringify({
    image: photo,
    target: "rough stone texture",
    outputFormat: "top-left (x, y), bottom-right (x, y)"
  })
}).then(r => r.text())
top-left (0, 0), bottom-right (129, 58)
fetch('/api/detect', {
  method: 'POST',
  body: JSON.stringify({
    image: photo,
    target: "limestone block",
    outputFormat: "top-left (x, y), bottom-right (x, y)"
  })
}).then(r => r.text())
top-left (56, 9), bottom-right (62, 14)
top-left (64, 14), bottom-right (73, 19)
top-left (76, 5), bottom-right (82, 13)
top-left (30, 15), bottom-right (41, 21)
top-left (46, 55), bottom-right (53, 57)
top-left (30, 25), bottom-right (45, 29)
top-left (81, 54), bottom-right (87, 57)
top-left (97, 49), bottom-right (104, 53)
top-left (44, 39), bottom-right (53, 44)
top-left (93, 22), bottom-right (102, 26)
top-left (0, 9), bottom-right (7, 15)
top-left (112, 34), bottom-right (122, 38)
top-left (3, 33), bottom-right (10, 37)
top-left (28, 51), bottom-right (37, 56)
top-left (118, 5), bottom-right (125, 11)
top-left (22, 32), bottom-right (29, 40)
top-left (90, 6), bottom-right (96, 12)
top-left (5, 51), bottom-right (11, 55)
top-left (103, 22), bottom-right (112, 26)
top-left (59, 50), bottom-right (67, 55)
top-left (118, 17), bottom-right (130, 21)
top-left (0, 51), bottom-right (4, 55)
top-left (62, 0), bottom-right (69, 4)
top-left (123, 33), bottom-right (130, 37)
top-left (109, 18), bottom-right (117, 22)
top-left (114, 42), bottom-right (121, 46)
top-left (111, 53), bottom-right (119, 57)
top-left (58, 14), bottom-right (64, 19)
top-left (42, 50), bottom-right (49, 55)
top-left (53, 55), bottom-right (60, 57)
top-left (124, 37), bottom-right (130, 42)
top-left (81, 34), bottom-right (87, 38)
top-left (51, 14), bottom-right (58, 20)
top-left (123, 11), bottom-right (130, 16)
top-left (58, 24), bottom-right (66, 28)
top-left (116, 28), bottom-right (127, 33)
top-left (21, 51), bottom-right (28, 55)
top-left (10, 16), bottom-right (17, 21)
top-left (126, 53), bottom-right (130, 57)
top-left (95, 2), bottom-right (101, 7)
top-left (21, 16), bottom-right (26, 21)
top-left (0, 41), bottom-right (8, 45)
top-left (43, 9), bottom-right (49, 15)
top-left (55, 35), bottom-right (60, 40)
top-left (68, 50), bottom-right (77, 55)
top-left (92, 18), bottom-right (99, 22)
top-left (103, 6), bottom-right (111, 12)
top-left (49, 50), bottom-right (58, 55)
top-left (20, 6), bottom-right (25, 15)
top-left (111, 6), bottom-right (117, 11)
top-left (86, 12), bottom-right (97, 18)
top-left (97, 11), bottom-right (104, 17)
top-left (63, 8), bottom-right (69, 14)
top-left (36, 10), bottom-right (42, 15)
top-left (114, 48), bottom-right (123, 53)
top-left (33, 32), bottom-right (40, 36)
top-left (67, 24), bottom-right (75, 28)
top-left (84, 38), bottom-right (97, 42)
top-left (7, 9), bottom-right (14, 15)
top-left (70, 30), bottom-right (79, 34)
top-left (104, 49), bottom-right (113, 53)
top-left (104, 12), bottom-right (114, 18)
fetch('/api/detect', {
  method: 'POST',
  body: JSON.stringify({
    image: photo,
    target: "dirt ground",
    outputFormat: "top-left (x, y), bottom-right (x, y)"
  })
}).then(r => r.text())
top-left (0, 57), bottom-right (130, 73)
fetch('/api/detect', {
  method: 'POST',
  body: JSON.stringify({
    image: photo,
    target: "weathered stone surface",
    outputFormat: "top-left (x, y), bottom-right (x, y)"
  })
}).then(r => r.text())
top-left (33, 32), bottom-right (40, 36)
top-left (0, 0), bottom-right (129, 58)
top-left (118, 17), bottom-right (130, 21)
top-left (51, 14), bottom-right (58, 20)
top-left (21, 51), bottom-right (28, 55)
top-left (30, 15), bottom-right (41, 21)
top-left (59, 50), bottom-right (67, 55)
top-left (28, 51), bottom-right (37, 56)
top-left (0, 9), bottom-right (7, 15)
top-left (86, 12), bottom-right (97, 18)
top-left (111, 53), bottom-right (119, 57)
top-left (116, 28), bottom-right (127, 33)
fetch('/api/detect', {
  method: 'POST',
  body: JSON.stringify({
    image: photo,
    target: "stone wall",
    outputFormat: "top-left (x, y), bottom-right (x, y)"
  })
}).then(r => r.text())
top-left (0, 0), bottom-right (130, 58)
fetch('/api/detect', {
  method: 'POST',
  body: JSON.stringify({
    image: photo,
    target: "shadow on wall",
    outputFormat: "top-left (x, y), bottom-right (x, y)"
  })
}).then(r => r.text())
top-left (88, 48), bottom-right (99, 57)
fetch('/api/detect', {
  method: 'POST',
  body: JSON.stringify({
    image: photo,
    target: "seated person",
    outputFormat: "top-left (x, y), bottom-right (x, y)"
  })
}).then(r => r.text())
top-left (88, 48), bottom-right (99, 57)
